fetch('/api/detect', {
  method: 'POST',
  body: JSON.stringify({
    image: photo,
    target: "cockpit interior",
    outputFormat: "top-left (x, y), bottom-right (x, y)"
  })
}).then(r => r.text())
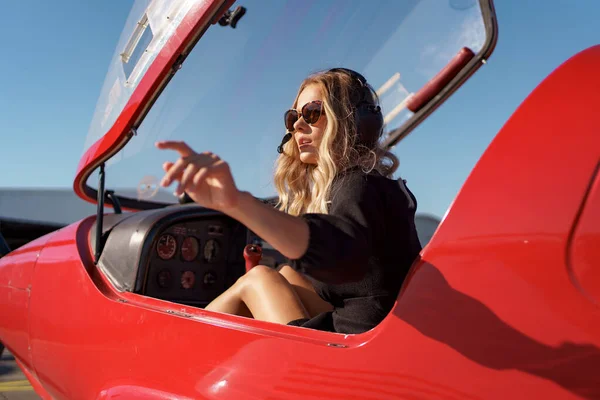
top-left (92, 204), bottom-right (286, 308)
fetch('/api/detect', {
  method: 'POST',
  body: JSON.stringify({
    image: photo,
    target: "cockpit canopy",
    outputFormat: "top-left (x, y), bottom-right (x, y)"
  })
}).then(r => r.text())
top-left (77, 0), bottom-right (497, 210)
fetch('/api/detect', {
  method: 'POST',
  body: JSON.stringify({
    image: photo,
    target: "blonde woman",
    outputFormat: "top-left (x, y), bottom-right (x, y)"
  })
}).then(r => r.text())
top-left (156, 68), bottom-right (422, 334)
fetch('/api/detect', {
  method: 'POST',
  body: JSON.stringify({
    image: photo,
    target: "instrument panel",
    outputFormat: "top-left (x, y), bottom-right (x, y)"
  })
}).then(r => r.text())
top-left (144, 218), bottom-right (246, 307)
top-left (155, 233), bottom-right (219, 263)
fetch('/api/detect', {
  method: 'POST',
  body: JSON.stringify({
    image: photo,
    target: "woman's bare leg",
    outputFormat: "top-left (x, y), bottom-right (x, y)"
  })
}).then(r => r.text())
top-left (205, 265), bottom-right (310, 324)
top-left (203, 280), bottom-right (253, 318)
top-left (277, 265), bottom-right (334, 317)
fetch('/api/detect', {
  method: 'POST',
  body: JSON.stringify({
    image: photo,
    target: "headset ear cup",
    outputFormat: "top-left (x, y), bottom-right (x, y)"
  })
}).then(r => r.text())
top-left (355, 104), bottom-right (384, 147)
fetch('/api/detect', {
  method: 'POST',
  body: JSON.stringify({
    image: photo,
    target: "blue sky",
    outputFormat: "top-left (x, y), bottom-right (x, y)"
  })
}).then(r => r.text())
top-left (1, 1), bottom-right (599, 220)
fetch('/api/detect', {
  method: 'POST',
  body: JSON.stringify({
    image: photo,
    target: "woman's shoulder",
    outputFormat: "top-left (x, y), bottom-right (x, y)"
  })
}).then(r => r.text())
top-left (331, 167), bottom-right (417, 211)
top-left (333, 166), bottom-right (399, 191)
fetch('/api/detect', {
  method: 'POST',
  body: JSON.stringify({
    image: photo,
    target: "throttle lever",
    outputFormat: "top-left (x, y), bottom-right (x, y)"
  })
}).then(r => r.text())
top-left (243, 244), bottom-right (262, 273)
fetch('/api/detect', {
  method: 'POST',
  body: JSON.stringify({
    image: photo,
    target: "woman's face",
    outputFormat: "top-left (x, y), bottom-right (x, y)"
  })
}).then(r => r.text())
top-left (293, 84), bottom-right (327, 164)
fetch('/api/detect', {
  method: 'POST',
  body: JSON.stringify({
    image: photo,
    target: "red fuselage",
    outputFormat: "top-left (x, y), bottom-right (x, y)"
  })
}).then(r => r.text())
top-left (1, 45), bottom-right (599, 400)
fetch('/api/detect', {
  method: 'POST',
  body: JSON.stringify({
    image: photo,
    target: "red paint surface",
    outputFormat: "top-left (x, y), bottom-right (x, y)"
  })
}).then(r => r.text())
top-left (569, 166), bottom-right (600, 306)
top-left (0, 234), bottom-right (52, 371)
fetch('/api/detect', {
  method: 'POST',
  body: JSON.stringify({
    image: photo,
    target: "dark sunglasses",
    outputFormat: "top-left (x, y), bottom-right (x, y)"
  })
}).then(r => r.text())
top-left (284, 100), bottom-right (323, 131)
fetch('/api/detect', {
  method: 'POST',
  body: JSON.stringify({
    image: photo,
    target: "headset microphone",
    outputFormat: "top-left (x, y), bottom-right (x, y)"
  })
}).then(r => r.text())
top-left (277, 131), bottom-right (292, 154)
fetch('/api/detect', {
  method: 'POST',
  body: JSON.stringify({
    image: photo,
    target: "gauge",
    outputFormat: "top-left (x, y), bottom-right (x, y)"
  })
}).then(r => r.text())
top-left (157, 234), bottom-right (177, 260)
top-left (157, 269), bottom-right (172, 289)
top-left (181, 236), bottom-right (200, 262)
top-left (203, 239), bottom-right (220, 263)
top-left (181, 271), bottom-right (195, 289)
top-left (203, 271), bottom-right (217, 287)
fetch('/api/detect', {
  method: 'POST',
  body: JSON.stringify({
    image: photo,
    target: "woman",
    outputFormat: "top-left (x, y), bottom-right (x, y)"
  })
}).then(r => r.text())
top-left (156, 68), bottom-right (422, 334)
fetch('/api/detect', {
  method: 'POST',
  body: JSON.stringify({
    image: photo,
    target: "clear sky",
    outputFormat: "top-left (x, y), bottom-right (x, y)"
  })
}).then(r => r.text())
top-left (1, 1), bottom-right (599, 220)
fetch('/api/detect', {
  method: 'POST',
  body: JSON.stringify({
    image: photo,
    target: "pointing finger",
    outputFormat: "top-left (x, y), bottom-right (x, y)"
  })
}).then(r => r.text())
top-left (155, 141), bottom-right (195, 157)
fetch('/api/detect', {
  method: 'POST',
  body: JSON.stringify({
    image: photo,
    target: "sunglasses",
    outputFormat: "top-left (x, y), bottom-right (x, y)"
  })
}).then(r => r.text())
top-left (284, 100), bottom-right (323, 131)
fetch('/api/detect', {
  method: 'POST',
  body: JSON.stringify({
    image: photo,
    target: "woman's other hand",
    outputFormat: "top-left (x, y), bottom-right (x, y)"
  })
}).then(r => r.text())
top-left (156, 140), bottom-right (240, 211)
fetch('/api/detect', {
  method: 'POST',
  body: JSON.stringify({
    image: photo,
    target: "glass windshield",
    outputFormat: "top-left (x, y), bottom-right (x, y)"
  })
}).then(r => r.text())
top-left (84, 0), bottom-right (490, 209)
top-left (83, 0), bottom-right (200, 153)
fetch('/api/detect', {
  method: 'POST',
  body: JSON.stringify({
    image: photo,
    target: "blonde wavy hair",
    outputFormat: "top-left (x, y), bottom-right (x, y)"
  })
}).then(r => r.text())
top-left (274, 69), bottom-right (399, 216)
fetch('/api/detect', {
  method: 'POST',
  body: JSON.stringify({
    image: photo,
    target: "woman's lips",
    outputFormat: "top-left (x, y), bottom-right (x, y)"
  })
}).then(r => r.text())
top-left (298, 139), bottom-right (312, 150)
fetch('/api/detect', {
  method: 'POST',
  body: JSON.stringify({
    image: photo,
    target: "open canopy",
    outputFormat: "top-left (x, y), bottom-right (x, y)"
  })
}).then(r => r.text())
top-left (75, 0), bottom-right (497, 210)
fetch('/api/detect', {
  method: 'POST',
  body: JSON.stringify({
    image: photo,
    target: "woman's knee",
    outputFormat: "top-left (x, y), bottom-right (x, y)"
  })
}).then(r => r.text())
top-left (246, 264), bottom-right (277, 279)
top-left (240, 265), bottom-right (284, 292)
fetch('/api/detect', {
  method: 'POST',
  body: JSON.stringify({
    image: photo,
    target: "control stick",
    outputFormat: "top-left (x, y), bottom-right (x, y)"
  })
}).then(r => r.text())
top-left (243, 244), bottom-right (262, 273)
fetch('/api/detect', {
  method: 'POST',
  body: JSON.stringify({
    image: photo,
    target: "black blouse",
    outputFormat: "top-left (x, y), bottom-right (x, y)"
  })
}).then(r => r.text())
top-left (287, 167), bottom-right (422, 334)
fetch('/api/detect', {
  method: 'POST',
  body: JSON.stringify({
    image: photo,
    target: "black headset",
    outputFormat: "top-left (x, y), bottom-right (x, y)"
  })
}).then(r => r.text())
top-left (277, 68), bottom-right (384, 154)
top-left (330, 68), bottom-right (384, 148)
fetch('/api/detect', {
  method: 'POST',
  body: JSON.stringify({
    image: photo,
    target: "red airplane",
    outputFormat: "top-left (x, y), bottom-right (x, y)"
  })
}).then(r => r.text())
top-left (1, 0), bottom-right (599, 399)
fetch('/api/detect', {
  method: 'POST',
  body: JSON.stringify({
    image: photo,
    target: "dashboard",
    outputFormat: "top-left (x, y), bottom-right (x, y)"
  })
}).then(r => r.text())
top-left (144, 217), bottom-right (244, 306)
top-left (91, 203), bottom-right (287, 308)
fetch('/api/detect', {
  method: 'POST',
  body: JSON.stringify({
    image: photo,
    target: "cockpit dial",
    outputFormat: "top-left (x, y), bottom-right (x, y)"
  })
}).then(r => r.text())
top-left (181, 271), bottom-right (196, 289)
top-left (157, 269), bottom-right (172, 289)
top-left (181, 236), bottom-right (200, 262)
top-left (203, 239), bottom-right (220, 263)
top-left (157, 234), bottom-right (177, 260)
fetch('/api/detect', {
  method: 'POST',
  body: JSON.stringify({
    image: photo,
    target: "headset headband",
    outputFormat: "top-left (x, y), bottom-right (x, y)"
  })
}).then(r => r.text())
top-left (328, 68), bottom-right (368, 86)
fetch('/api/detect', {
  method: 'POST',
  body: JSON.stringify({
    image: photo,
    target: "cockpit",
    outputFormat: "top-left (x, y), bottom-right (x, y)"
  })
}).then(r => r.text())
top-left (79, 0), bottom-right (496, 312)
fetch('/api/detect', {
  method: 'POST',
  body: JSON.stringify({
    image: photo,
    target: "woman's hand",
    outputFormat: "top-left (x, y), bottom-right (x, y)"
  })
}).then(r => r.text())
top-left (156, 141), bottom-right (241, 211)
top-left (156, 140), bottom-right (310, 260)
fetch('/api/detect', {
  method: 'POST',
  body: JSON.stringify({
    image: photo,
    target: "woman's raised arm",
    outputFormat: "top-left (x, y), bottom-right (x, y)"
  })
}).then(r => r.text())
top-left (156, 140), bottom-right (310, 260)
